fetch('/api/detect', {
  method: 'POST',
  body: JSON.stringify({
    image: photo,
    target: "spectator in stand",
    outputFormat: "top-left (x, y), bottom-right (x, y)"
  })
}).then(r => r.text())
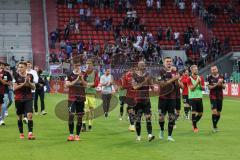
top-left (60, 40), bottom-right (66, 50)
top-left (10, 56), bottom-right (18, 71)
top-left (156, 0), bottom-right (161, 12)
top-left (157, 27), bottom-right (163, 41)
top-left (79, 7), bottom-right (85, 21)
top-left (86, 8), bottom-right (92, 24)
top-left (106, 16), bottom-right (113, 31)
top-left (69, 17), bottom-right (76, 31)
top-left (109, 0), bottom-right (115, 10)
top-left (64, 25), bottom-right (70, 40)
top-left (126, 0), bottom-right (132, 11)
top-left (67, 0), bottom-right (74, 9)
top-left (117, 0), bottom-right (123, 13)
top-left (93, 42), bottom-right (100, 56)
top-left (174, 31), bottom-right (180, 44)
top-left (50, 52), bottom-right (59, 63)
top-left (192, 1), bottom-right (198, 15)
top-left (166, 27), bottom-right (172, 40)
top-left (66, 42), bottom-right (73, 59)
top-left (77, 41), bottom-right (84, 54)
top-left (49, 30), bottom-right (57, 49)
top-left (179, 0), bottom-right (185, 14)
top-left (95, 17), bottom-right (101, 31)
top-left (146, 0), bottom-right (153, 12)
top-left (75, 21), bottom-right (79, 34)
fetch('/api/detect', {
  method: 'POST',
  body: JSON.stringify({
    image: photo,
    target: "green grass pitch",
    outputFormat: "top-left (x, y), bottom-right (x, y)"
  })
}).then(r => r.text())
top-left (0, 93), bottom-right (240, 160)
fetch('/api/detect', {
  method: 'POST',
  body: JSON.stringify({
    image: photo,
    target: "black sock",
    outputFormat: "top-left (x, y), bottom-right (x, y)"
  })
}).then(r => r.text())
top-left (159, 121), bottom-right (165, 131)
top-left (18, 120), bottom-right (23, 133)
top-left (196, 115), bottom-right (202, 122)
top-left (120, 105), bottom-right (124, 117)
top-left (212, 114), bottom-right (218, 128)
top-left (135, 122), bottom-right (141, 136)
top-left (192, 114), bottom-right (197, 128)
top-left (168, 121), bottom-right (174, 136)
top-left (28, 120), bottom-right (33, 133)
top-left (184, 107), bottom-right (189, 116)
top-left (129, 113), bottom-right (135, 125)
top-left (76, 121), bottom-right (82, 136)
top-left (146, 121), bottom-right (152, 135)
top-left (216, 115), bottom-right (220, 126)
top-left (69, 121), bottom-right (74, 135)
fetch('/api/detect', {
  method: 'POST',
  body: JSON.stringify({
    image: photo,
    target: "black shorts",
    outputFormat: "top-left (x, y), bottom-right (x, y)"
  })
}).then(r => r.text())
top-left (68, 101), bottom-right (85, 114)
top-left (134, 101), bottom-right (151, 115)
top-left (0, 94), bottom-right (4, 104)
top-left (182, 95), bottom-right (189, 104)
top-left (210, 99), bottom-right (223, 112)
top-left (119, 96), bottom-right (126, 105)
top-left (189, 99), bottom-right (203, 113)
top-left (158, 99), bottom-right (176, 115)
top-left (125, 97), bottom-right (136, 107)
top-left (175, 98), bottom-right (181, 110)
top-left (15, 100), bottom-right (33, 115)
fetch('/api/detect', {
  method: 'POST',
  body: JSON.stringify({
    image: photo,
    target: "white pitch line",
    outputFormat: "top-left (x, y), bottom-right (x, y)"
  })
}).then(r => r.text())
top-left (224, 99), bottom-right (240, 102)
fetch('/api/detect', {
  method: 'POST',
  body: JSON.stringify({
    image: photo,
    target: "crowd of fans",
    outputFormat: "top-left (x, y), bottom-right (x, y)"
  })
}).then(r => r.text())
top-left (51, 0), bottom-right (237, 69)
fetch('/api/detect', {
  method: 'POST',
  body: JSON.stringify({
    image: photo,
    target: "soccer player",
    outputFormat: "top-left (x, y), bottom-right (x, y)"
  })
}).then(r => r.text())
top-left (187, 65), bottom-right (205, 133)
top-left (172, 66), bottom-right (181, 122)
top-left (207, 65), bottom-right (225, 132)
top-left (121, 68), bottom-right (135, 131)
top-left (65, 59), bottom-right (87, 141)
top-left (82, 59), bottom-right (99, 131)
top-left (13, 61), bottom-right (36, 139)
top-left (179, 68), bottom-right (191, 120)
top-left (158, 57), bottom-right (179, 142)
top-left (0, 62), bottom-right (12, 125)
top-left (118, 72), bottom-right (127, 121)
top-left (22, 61), bottom-right (39, 123)
top-left (132, 61), bottom-right (155, 142)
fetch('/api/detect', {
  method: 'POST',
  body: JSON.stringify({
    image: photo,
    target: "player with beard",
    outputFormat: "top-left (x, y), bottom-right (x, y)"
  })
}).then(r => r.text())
top-left (65, 59), bottom-right (87, 141)
top-left (187, 65), bottom-right (205, 133)
top-left (132, 61), bottom-right (155, 142)
top-left (158, 57), bottom-right (180, 142)
top-left (207, 65), bottom-right (225, 132)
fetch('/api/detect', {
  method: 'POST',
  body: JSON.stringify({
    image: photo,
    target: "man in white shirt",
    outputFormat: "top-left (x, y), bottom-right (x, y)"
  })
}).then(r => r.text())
top-left (179, 1), bottom-right (185, 13)
top-left (79, 8), bottom-right (85, 21)
top-left (100, 68), bottom-right (114, 118)
top-left (156, 0), bottom-right (161, 12)
top-left (174, 31), bottom-right (180, 41)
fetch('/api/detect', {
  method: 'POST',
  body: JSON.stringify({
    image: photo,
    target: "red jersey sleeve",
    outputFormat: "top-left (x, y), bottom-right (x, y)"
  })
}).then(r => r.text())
top-left (187, 77), bottom-right (193, 87)
top-left (200, 76), bottom-right (205, 88)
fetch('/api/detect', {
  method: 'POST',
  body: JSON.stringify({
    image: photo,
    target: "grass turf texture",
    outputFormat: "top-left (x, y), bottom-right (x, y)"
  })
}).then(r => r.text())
top-left (0, 93), bottom-right (239, 160)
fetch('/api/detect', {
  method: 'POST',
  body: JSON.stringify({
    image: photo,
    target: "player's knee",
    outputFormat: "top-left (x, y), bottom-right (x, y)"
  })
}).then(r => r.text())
top-left (159, 114), bottom-right (165, 122)
top-left (168, 114), bottom-right (175, 122)
top-left (212, 109), bottom-right (217, 115)
top-left (27, 113), bottom-right (33, 120)
top-left (145, 115), bottom-right (151, 121)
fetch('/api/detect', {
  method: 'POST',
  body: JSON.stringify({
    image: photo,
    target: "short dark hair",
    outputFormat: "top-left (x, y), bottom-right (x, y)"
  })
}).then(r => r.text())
top-left (163, 57), bottom-right (172, 61)
top-left (26, 61), bottom-right (31, 64)
top-left (210, 65), bottom-right (217, 69)
top-left (18, 61), bottom-right (27, 66)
